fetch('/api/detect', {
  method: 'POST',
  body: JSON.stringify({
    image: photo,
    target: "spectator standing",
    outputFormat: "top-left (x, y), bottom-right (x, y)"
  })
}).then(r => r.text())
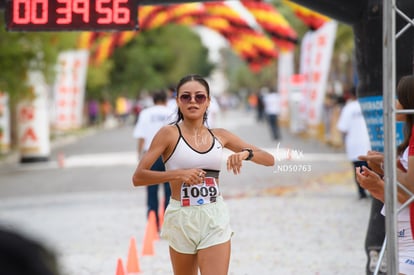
top-left (247, 92), bottom-right (257, 111)
top-left (337, 87), bottom-right (371, 199)
top-left (133, 90), bottom-right (172, 229)
top-left (206, 95), bottom-right (220, 128)
top-left (356, 75), bottom-right (414, 274)
top-left (100, 98), bottom-right (112, 121)
top-left (166, 84), bottom-right (178, 123)
top-left (166, 85), bottom-right (177, 112)
top-left (263, 87), bottom-right (282, 141)
top-left (132, 94), bottom-right (143, 124)
top-left (87, 99), bottom-right (99, 126)
top-left (115, 96), bottom-right (129, 125)
top-left (256, 90), bottom-right (265, 122)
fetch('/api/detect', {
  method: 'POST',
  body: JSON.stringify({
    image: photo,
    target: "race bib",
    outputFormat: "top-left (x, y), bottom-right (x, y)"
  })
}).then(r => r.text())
top-left (181, 177), bottom-right (219, 207)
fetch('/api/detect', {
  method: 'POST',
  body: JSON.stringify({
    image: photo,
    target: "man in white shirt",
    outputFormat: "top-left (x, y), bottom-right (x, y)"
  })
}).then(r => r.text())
top-left (133, 90), bottom-right (172, 229)
top-left (263, 87), bottom-right (281, 141)
top-left (337, 87), bottom-right (371, 199)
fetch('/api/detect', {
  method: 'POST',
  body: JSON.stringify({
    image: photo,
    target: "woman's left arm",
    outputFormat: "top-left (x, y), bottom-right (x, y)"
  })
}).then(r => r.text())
top-left (213, 128), bottom-right (275, 174)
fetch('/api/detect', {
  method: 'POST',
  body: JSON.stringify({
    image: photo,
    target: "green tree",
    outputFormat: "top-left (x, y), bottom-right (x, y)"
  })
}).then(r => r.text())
top-left (0, 12), bottom-right (78, 146)
top-left (86, 59), bottom-right (114, 100)
top-left (221, 47), bottom-right (278, 98)
top-left (105, 24), bottom-right (214, 98)
top-left (0, 12), bottom-right (78, 101)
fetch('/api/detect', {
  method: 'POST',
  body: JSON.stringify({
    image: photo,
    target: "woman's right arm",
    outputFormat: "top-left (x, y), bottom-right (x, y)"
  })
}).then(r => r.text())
top-left (132, 126), bottom-right (207, 187)
top-left (132, 126), bottom-right (178, 186)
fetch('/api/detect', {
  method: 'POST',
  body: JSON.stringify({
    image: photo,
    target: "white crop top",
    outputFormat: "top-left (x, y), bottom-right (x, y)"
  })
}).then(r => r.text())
top-left (164, 124), bottom-right (223, 174)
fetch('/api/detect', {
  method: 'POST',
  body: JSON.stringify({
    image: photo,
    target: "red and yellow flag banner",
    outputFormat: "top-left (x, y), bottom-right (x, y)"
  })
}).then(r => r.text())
top-left (283, 0), bottom-right (330, 30)
top-left (203, 2), bottom-right (278, 71)
top-left (81, 2), bottom-right (296, 71)
top-left (241, 0), bottom-right (297, 51)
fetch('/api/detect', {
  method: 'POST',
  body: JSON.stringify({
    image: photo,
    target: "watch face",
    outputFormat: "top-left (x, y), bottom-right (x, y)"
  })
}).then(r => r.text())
top-left (6, 0), bottom-right (139, 31)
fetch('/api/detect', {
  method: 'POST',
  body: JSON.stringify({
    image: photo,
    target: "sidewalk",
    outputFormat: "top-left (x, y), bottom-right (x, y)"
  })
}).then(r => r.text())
top-left (0, 108), bottom-right (371, 275)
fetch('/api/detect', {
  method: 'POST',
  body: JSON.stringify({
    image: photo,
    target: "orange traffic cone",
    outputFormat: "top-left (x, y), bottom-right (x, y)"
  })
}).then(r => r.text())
top-left (158, 199), bottom-right (165, 229)
top-left (149, 210), bottom-right (159, 241)
top-left (142, 211), bottom-right (158, 256)
top-left (127, 237), bottom-right (141, 274)
top-left (57, 152), bottom-right (65, 168)
top-left (115, 258), bottom-right (125, 275)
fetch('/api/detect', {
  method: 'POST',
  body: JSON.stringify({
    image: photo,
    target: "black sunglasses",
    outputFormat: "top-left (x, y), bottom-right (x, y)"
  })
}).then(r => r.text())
top-left (179, 94), bottom-right (207, 104)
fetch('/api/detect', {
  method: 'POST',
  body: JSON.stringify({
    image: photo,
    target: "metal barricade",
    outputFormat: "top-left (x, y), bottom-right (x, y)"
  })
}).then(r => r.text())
top-left (378, 1), bottom-right (414, 274)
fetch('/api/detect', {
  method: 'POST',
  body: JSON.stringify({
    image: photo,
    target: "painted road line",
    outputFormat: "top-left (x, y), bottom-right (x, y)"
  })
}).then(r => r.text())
top-left (14, 149), bottom-right (347, 171)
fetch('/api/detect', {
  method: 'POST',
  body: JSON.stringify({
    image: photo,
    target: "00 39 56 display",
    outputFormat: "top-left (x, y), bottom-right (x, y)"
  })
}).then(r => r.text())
top-left (5, 0), bottom-right (138, 31)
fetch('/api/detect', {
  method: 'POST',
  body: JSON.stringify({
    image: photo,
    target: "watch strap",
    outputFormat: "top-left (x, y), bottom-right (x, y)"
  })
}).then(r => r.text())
top-left (241, 148), bottom-right (254, 160)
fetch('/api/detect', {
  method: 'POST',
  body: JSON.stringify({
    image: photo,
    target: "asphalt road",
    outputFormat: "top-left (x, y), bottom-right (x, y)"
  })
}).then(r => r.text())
top-left (0, 109), bottom-right (371, 275)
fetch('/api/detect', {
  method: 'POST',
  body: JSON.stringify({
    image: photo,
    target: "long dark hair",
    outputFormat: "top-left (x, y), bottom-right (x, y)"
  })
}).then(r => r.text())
top-left (173, 74), bottom-right (210, 125)
top-left (397, 75), bottom-right (414, 155)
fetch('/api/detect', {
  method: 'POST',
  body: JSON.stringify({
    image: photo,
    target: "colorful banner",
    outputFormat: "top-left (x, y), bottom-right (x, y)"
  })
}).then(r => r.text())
top-left (77, 32), bottom-right (99, 49)
top-left (0, 92), bottom-right (10, 153)
top-left (203, 2), bottom-right (277, 71)
top-left (288, 74), bottom-right (307, 133)
top-left (241, 0), bottom-right (297, 50)
top-left (18, 71), bottom-right (50, 162)
top-left (299, 21), bottom-right (337, 128)
top-left (52, 50), bottom-right (89, 130)
top-left (86, 2), bottom-right (280, 72)
top-left (283, 0), bottom-right (330, 30)
top-left (298, 31), bottom-right (312, 126)
top-left (277, 51), bottom-right (294, 122)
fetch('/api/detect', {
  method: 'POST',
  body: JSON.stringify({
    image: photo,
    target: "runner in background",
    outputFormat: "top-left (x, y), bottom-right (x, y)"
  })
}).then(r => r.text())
top-left (263, 86), bottom-right (282, 141)
top-left (133, 90), bottom-right (172, 230)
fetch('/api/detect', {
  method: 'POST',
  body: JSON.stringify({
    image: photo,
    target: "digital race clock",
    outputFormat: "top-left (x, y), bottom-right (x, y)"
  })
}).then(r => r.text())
top-left (5, 0), bottom-right (138, 31)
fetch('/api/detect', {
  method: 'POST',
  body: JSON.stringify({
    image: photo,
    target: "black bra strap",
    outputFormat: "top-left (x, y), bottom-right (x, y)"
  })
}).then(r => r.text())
top-left (207, 128), bottom-right (215, 138)
top-left (177, 124), bottom-right (214, 139)
top-left (175, 124), bottom-right (183, 137)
